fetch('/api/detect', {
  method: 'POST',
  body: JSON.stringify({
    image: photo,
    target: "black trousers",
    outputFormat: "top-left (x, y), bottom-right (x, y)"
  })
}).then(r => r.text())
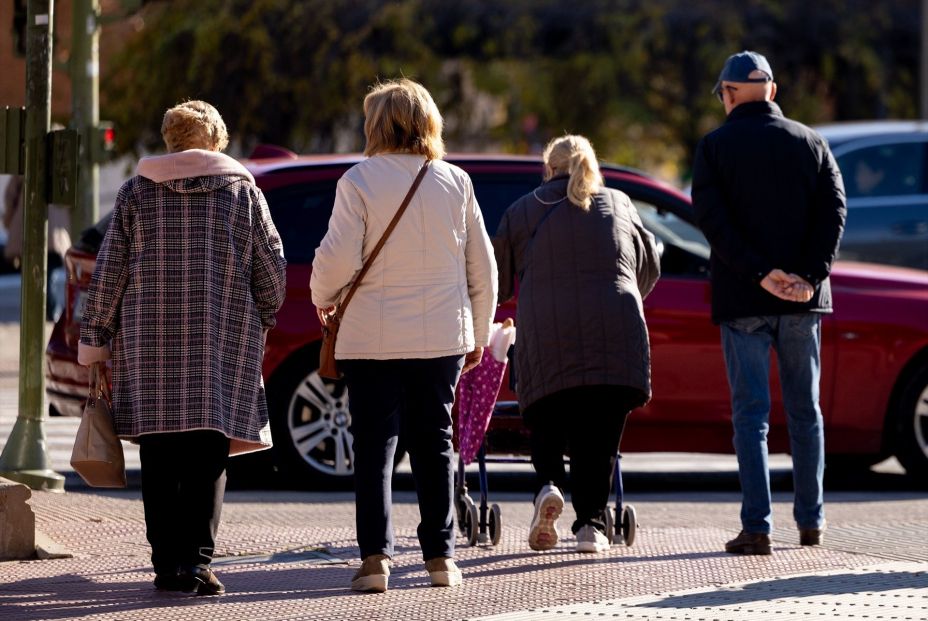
top-left (523, 385), bottom-right (640, 534)
top-left (341, 355), bottom-right (463, 562)
top-left (138, 430), bottom-right (230, 575)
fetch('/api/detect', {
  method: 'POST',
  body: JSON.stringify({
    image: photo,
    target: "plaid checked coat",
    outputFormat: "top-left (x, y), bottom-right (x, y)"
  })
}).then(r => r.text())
top-left (79, 150), bottom-right (287, 455)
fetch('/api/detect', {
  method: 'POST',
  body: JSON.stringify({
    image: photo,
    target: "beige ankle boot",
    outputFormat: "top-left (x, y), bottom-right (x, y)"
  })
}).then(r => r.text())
top-left (424, 557), bottom-right (462, 587)
top-left (351, 554), bottom-right (391, 592)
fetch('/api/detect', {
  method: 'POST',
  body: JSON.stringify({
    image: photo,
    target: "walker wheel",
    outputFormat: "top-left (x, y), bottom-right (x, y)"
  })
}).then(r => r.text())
top-left (604, 505), bottom-right (616, 545)
top-left (622, 505), bottom-right (637, 547)
top-left (489, 503), bottom-right (502, 546)
top-left (462, 495), bottom-right (479, 546)
top-left (455, 492), bottom-right (472, 535)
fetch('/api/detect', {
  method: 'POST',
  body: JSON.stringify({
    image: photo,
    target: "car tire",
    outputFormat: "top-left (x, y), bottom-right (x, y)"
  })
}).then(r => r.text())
top-left (266, 345), bottom-right (407, 489)
top-left (267, 346), bottom-right (356, 489)
top-left (893, 364), bottom-right (928, 484)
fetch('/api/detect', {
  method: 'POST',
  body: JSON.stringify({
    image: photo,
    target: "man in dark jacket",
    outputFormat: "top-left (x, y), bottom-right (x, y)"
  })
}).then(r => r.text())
top-left (692, 50), bottom-right (846, 556)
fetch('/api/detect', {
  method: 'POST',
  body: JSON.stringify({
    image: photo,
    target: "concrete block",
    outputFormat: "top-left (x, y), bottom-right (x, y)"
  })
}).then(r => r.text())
top-left (0, 475), bottom-right (36, 560)
top-left (34, 530), bottom-right (71, 559)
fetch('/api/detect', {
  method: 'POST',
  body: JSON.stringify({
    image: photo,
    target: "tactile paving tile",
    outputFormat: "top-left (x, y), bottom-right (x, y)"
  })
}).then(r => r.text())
top-left (2, 490), bottom-right (925, 621)
top-left (470, 562), bottom-right (928, 620)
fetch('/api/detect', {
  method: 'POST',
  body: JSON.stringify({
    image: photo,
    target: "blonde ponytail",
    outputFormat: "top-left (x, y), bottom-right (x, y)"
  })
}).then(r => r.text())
top-left (542, 135), bottom-right (603, 211)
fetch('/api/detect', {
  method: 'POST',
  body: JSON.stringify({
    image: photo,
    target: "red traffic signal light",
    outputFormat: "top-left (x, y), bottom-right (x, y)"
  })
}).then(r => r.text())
top-left (92, 122), bottom-right (116, 162)
top-left (103, 126), bottom-right (115, 149)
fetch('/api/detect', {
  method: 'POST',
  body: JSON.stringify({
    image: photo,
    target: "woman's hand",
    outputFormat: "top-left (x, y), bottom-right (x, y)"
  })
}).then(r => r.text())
top-left (316, 305), bottom-right (336, 325)
top-left (462, 346), bottom-right (484, 374)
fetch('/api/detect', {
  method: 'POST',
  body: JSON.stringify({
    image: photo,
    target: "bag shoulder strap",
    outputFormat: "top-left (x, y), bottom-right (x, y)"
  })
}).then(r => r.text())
top-left (335, 160), bottom-right (431, 320)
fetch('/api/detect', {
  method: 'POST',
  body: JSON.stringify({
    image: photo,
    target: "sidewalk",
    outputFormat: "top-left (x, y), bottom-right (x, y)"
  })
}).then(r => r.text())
top-left (0, 320), bottom-right (925, 619)
top-left (2, 486), bottom-right (926, 620)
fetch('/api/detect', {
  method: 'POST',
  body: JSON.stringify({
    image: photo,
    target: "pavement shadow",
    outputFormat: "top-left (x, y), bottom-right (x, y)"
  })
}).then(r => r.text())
top-left (0, 573), bottom-right (220, 620)
top-left (640, 570), bottom-right (928, 609)
top-left (314, 541), bottom-right (420, 558)
top-left (0, 564), bottom-right (375, 619)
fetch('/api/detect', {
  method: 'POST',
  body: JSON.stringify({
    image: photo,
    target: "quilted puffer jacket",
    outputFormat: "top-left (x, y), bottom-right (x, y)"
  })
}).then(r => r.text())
top-left (494, 177), bottom-right (661, 411)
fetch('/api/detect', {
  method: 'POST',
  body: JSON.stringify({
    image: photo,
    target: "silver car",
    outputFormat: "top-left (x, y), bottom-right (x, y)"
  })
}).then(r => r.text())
top-left (814, 121), bottom-right (928, 271)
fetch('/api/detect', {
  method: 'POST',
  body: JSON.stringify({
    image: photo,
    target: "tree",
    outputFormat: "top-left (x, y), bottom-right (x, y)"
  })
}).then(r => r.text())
top-left (103, 0), bottom-right (919, 183)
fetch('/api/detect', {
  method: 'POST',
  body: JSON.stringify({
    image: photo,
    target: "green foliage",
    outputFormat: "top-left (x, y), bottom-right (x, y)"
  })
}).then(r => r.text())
top-left (103, 0), bottom-right (919, 182)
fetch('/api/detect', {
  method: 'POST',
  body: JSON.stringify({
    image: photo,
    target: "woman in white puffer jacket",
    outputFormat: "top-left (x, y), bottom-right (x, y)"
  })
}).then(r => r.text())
top-left (310, 78), bottom-right (497, 593)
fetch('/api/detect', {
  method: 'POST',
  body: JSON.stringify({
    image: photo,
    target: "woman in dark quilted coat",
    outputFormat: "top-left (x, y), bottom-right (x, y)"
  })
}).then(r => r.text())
top-left (78, 101), bottom-right (287, 595)
top-left (494, 135), bottom-right (660, 555)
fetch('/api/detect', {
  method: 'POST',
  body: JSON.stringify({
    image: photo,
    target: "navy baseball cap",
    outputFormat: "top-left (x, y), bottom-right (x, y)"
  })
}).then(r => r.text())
top-left (712, 50), bottom-right (774, 95)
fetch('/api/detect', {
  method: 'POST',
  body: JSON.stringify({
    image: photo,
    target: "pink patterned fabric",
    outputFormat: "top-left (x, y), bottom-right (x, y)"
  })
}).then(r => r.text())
top-left (456, 354), bottom-right (507, 465)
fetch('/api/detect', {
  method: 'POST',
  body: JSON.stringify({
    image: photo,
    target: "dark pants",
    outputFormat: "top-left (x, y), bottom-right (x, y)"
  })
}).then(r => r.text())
top-left (138, 430), bottom-right (230, 575)
top-left (523, 385), bottom-right (639, 534)
top-left (341, 355), bottom-right (463, 562)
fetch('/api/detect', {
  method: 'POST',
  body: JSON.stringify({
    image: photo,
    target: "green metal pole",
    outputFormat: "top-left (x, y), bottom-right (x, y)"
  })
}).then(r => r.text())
top-left (0, 0), bottom-right (65, 492)
top-left (70, 0), bottom-right (100, 234)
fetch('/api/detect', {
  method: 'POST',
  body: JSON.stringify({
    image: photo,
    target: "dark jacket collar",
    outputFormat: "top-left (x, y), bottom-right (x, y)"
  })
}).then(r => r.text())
top-left (726, 100), bottom-right (783, 123)
top-left (536, 174), bottom-right (569, 195)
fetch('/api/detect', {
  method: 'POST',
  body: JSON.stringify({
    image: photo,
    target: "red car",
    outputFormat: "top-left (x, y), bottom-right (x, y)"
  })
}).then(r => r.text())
top-left (45, 151), bottom-right (928, 486)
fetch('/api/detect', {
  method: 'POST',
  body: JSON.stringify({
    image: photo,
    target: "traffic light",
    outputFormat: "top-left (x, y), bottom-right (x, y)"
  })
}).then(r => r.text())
top-left (12, 0), bottom-right (26, 56)
top-left (92, 122), bottom-right (116, 162)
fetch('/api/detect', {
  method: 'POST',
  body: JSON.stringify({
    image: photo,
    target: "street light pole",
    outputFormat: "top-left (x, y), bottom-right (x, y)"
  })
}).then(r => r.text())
top-left (0, 0), bottom-right (65, 492)
top-left (70, 0), bottom-right (101, 233)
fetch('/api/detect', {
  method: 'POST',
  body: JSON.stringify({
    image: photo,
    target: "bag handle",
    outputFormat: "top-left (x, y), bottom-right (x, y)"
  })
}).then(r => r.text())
top-left (331, 160), bottom-right (431, 323)
top-left (88, 362), bottom-right (110, 402)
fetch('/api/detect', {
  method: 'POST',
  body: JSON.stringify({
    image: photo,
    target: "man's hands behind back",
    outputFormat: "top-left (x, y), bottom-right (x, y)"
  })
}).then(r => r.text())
top-left (761, 269), bottom-right (814, 303)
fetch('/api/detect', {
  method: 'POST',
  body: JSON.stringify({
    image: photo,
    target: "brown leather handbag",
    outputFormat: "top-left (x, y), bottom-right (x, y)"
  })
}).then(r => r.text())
top-left (319, 160), bottom-right (431, 380)
top-left (70, 362), bottom-right (127, 488)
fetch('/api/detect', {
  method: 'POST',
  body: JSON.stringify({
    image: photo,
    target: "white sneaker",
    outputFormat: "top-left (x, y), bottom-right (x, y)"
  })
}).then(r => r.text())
top-left (575, 524), bottom-right (610, 553)
top-left (528, 484), bottom-right (564, 551)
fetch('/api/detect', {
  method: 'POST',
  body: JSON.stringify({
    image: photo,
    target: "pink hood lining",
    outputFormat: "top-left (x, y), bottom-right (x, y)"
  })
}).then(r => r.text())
top-left (136, 149), bottom-right (255, 184)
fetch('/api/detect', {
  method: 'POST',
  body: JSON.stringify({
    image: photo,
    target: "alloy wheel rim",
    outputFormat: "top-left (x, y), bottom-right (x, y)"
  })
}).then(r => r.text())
top-left (286, 370), bottom-right (354, 477)
top-left (915, 383), bottom-right (928, 461)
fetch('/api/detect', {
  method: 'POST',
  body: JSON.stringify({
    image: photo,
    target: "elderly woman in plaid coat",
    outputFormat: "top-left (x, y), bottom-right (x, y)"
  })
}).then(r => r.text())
top-left (78, 101), bottom-right (287, 595)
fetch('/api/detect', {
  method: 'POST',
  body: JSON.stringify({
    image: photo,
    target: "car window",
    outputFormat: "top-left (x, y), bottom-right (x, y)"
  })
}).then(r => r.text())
top-left (632, 200), bottom-right (709, 258)
top-left (631, 199), bottom-right (710, 277)
top-left (261, 170), bottom-right (712, 275)
top-left (836, 142), bottom-right (926, 199)
top-left (264, 182), bottom-right (338, 264)
top-left (469, 174), bottom-right (541, 235)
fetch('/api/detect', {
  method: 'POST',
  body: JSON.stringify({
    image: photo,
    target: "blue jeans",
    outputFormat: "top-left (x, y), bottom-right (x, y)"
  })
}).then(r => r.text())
top-left (720, 313), bottom-right (825, 534)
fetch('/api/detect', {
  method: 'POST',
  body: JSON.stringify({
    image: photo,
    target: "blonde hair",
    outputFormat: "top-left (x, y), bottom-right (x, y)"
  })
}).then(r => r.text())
top-left (542, 135), bottom-right (603, 210)
top-left (161, 100), bottom-right (229, 153)
top-left (363, 79), bottom-right (445, 160)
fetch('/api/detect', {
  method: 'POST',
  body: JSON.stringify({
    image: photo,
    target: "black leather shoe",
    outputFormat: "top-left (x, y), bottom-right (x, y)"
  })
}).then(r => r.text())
top-left (153, 573), bottom-right (186, 591)
top-left (179, 566), bottom-right (225, 596)
top-left (724, 530), bottom-right (772, 555)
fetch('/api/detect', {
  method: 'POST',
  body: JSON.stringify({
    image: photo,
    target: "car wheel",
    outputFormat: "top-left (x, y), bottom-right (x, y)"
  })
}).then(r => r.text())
top-left (893, 364), bottom-right (928, 483)
top-left (268, 347), bottom-right (355, 488)
top-left (267, 346), bottom-right (407, 488)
